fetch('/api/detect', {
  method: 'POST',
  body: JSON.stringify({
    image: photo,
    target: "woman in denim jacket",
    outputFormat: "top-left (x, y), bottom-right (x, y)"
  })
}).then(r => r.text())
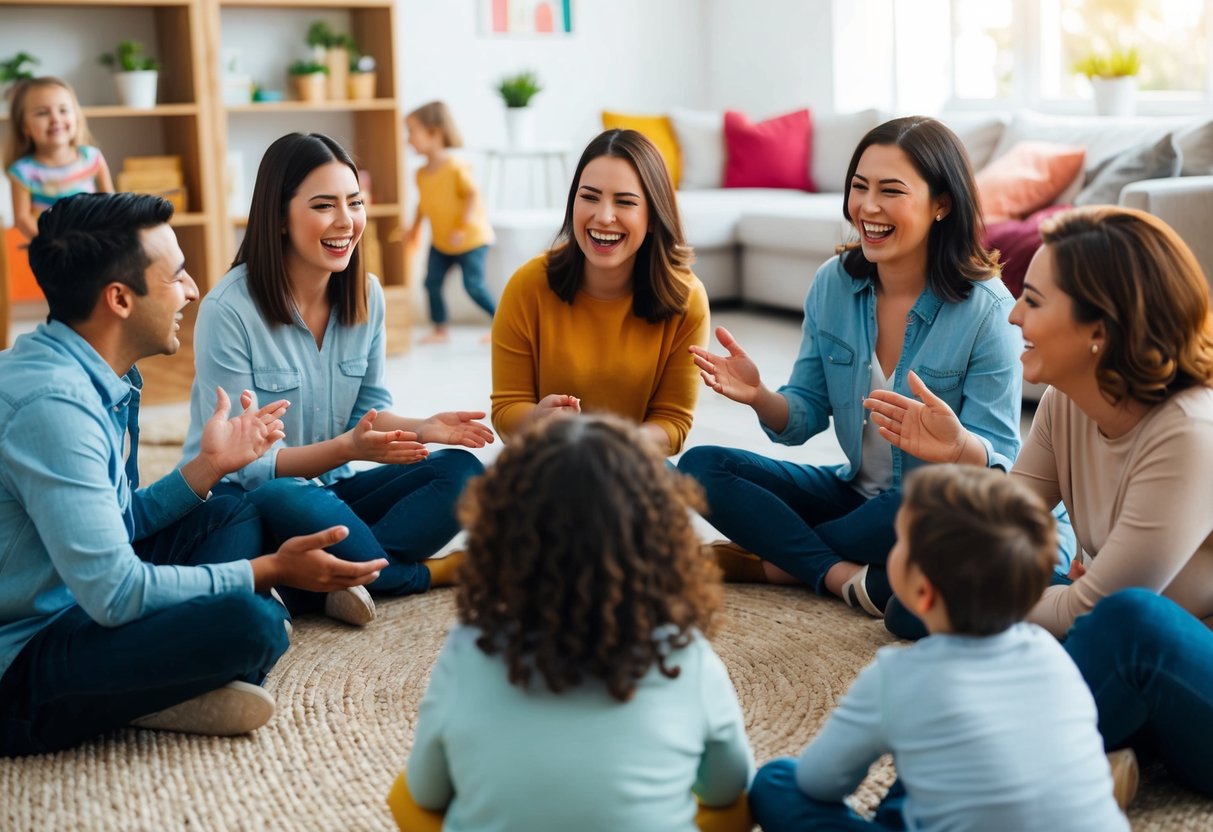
top-left (184, 134), bottom-right (492, 626)
top-left (678, 116), bottom-right (1022, 616)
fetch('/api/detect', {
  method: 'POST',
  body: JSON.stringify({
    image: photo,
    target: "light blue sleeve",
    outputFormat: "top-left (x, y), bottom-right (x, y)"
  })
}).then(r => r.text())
top-left (407, 627), bottom-right (457, 810)
top-left (130, 469), bottom-right (206, 540)
top-left (765, 267), bottom-right (834, 446)
top-left (795, 659), bottom-right (889, 802)
top-left (191, 292), bottom-right (281, 490)
top-left (694, 642), bottom-right (756, 807)
top-left (345, 277), bottom-right (394, 431)
top-left (5, 395), bottom-right (252, 627)
top-left (955, 292), bottom-right (1023, 472)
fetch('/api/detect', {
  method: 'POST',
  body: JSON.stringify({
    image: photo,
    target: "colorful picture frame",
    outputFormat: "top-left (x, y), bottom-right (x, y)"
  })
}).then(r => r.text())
top-left (479, 0), bottom-right (574, 36)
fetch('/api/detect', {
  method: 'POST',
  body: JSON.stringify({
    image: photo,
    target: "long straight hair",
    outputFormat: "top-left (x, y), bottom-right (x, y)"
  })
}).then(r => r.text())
top-left (4, 77), bottom-right (94, 166)
top-left (546, 129), bottom-right (695, 323)
top-left (235, 132), bottom-right (367, 326)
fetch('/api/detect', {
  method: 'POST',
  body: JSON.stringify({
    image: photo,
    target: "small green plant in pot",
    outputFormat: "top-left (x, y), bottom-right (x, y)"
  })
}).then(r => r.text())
top-left (306, 20), bottom-right (353, 100)
top-left (99, 41), bottom-right (159, 109)
top-left (289, 59), bottom-right (328, 103)
top-left (1074, 47), bottom-right (1140, 116)
top-left (348, 52), bottom-right (377, 101)
top-left (1, 51), bottom-right (39, 84)
top-left (497, 70), bottom-right (542, 147)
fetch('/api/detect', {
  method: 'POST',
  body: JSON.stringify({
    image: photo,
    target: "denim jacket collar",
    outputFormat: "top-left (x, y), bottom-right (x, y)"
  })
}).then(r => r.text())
top-left (42, 320), bottom-right (143, 410)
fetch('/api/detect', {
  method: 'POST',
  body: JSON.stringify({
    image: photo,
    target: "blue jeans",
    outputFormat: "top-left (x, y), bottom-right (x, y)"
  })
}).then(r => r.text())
top-left (425, 245), bottom-right (494, 325)
top-left (222, 450), bottom-right (484, 602)
top-left (1064, 588), bottom-right (1213, 797)
top-left (0, 497), bottom-right (289, 756)
top-left (677, 447), bottom-right (899, 600)
top-left (750, 758), bottom-right (907, 831)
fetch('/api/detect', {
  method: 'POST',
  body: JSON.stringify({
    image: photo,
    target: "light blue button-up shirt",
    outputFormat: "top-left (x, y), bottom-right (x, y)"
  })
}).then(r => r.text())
top-left (182, 264), bottom-right (393, 489)
top-left (769, 256), bottom-right (1023, 481)
top-left (0, 322), bottom-right (252, 678)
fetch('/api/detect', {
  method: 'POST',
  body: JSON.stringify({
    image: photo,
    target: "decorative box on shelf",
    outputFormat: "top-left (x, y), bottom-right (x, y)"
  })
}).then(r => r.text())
top-left (116, 155), bottom-right (188, 212)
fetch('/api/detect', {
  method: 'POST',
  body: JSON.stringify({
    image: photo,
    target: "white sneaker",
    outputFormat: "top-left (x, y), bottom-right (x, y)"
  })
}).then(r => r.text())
top-left (841, 565), bottom-right (884, 619)
top-left (324, 585), bottom-right (377, 626)
top-left (269, 588), bottom-right (293, 638)
top-left (130, 681), bottom-right (275, 736)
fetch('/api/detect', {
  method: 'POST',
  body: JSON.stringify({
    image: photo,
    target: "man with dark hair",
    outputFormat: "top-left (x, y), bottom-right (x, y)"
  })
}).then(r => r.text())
top-left (0, 193), bottom-right (386, 756)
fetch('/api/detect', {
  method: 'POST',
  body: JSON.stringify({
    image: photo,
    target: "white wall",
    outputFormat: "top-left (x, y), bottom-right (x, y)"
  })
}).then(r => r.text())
top-left (705, 0), bottom-right (835, 117)
top-left (399, 0), bottom-right (711, 152)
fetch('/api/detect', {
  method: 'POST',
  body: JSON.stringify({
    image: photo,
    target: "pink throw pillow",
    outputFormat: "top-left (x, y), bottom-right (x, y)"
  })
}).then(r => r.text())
top-left (723, 109), bottom-right (815, 191)
top-left (976, 141), bottom-right (1086, 223)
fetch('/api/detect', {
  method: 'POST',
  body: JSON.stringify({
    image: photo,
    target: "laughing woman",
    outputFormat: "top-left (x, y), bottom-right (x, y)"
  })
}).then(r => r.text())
top-left (865, 206), bottom-right (1213, 796)
top-left (490, 129), bottom-right (709, 457)
top-left (184, 133), bottom-right (491, 625)
top-left (677, 117), bottom-right (1024, 615)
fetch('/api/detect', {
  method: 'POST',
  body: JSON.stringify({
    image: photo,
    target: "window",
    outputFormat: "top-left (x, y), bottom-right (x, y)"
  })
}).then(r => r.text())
top-left (947, 0), bottom-right (1213, 111)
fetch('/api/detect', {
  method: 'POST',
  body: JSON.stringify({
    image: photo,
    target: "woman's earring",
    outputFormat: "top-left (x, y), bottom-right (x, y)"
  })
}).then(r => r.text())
top-left (935, 214), bottom-right (942, 222)
top-left (1091, 343), bottom-right (1099, 354)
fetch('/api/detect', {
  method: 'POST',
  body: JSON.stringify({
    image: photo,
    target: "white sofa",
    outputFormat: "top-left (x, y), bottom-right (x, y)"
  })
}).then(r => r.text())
top-left (470, 109), bottom-right (1213, 325)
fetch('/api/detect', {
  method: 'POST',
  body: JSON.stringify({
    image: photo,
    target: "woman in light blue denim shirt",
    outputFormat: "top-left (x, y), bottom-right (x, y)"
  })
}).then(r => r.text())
top-left (184, 134), bottom-right (492, 625)
top-left (678, 117), bottom-right (1024, 617)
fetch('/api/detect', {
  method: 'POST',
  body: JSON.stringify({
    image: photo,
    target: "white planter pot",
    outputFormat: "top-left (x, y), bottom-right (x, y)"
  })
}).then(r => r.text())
top-left (504, 106), bottom-right (537, 148)
top-left (113, 70), bottom-right (159, 109)
top-left (1091, 76), bottom-right (1137, 117)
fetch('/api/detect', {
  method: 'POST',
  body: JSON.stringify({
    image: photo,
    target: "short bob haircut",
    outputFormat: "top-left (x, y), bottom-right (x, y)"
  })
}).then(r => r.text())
top-left (840, 116), bottom-right (999, 303)
top-left (28, 192), bottom-right (173, 324)
top-left (236, 132), bottom-right (368, 327)
top-left (4, 77), bottom-right (95, 167)
top-left (547, 128), bottom-right (695, 323)
top-left (1041, 205), bottom-right (1213, 405)
top-left (405, 100), bottom-right (463, 149)
top-left (902, 465), bottom-right (1056, 637)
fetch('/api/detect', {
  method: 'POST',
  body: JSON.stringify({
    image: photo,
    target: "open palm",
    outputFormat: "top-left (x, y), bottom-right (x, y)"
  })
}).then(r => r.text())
top-left (864, 370), bottom-right (966, 463)
top-left (689, 326), bottom-right (763, 405)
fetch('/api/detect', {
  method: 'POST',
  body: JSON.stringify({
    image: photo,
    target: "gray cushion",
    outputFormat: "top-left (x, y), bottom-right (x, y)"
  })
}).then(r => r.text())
top-left (1074, 133), bottom-right (1182, 206)
top-left (1176, 118), bottom-right (1213, 176)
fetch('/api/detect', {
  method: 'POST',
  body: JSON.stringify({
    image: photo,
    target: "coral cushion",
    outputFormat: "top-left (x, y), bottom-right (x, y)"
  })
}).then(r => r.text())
top-left (601, 111), bottom-right (681, 187)
top-left (983, 204), bottom-right (1071, 297)
top-left (976, 141), bottom-right (1085, 223)
top-left (723, 109), bottom-right (814, 191)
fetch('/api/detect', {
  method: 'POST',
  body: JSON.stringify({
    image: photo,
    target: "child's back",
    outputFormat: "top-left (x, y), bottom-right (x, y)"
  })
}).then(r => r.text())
top-left (799, 623), bottom-right (1125, 831)
top-left (409, 624), bottom-right (750, 832)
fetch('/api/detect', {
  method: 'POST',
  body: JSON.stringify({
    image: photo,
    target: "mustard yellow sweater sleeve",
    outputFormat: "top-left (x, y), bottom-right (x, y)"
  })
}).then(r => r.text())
top-left (490, 255), bottom-right (710, 454)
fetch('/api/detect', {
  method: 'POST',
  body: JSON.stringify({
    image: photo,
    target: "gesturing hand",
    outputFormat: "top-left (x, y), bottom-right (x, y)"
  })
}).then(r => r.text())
top-left (347, 409), bottom-right (429, 464)
top-left (864, 370), bottom-right (967, 463)
top-left (416, 411), bottom-right (496, 448)
top-left (689, 326), bottom-right (763, 405)
top-left (267, 526), bottom-right (389, 592)
top-left (198, 387), bottom-right (288, 477)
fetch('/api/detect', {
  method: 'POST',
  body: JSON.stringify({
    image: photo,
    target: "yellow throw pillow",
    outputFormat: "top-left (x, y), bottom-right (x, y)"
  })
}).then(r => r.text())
top-left (601, 110), bottom-right (682, 188)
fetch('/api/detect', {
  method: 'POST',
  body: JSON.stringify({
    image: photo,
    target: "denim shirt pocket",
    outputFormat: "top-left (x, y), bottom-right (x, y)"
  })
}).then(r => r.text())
top-left (914, 365), bottom-right (964, 407)
top-left (820, 330), bottom-right (856, 411)
top-left (334, 356), bottom-right (370, 417)
top-left (252, 367), bottom-right (301, 396)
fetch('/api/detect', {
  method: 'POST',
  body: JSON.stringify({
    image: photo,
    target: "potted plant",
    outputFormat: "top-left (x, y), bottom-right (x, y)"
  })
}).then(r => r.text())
top-left (0, 51), bottom-right (39, 114)
top-left (306, 20), bottom-right (350, 101)
top-left (496, 70), bottom-right (542, 147)
top-left (99, 40), bottom-right (159, 109)
top-left (289, 60), bottom-right (328, 103)
top-left (1074, 47), bottom-right (1140, 117)
top-left (348, 53), bottom-right (377, 101)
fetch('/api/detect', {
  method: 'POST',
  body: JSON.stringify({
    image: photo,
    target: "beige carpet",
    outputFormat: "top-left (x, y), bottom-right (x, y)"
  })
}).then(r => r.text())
top-left (2, 427), bottom-right (1209, 830)
top-left (1, 587), bottom-right (1209, 831)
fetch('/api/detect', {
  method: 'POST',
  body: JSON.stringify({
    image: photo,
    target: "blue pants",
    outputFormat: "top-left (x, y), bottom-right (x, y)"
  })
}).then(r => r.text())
top-left (0, 497), bottom-right (288, 756)
top-left (750, 758), bottom-right (907, 831)
top-left (223, 450), bottom-right (484, 602)
top-left (424, 245), bottom-right (494, 325)
top-left (1065, 588), bottom-right (1213, 797)
top-left (677, 447), bottom-right (898, 601)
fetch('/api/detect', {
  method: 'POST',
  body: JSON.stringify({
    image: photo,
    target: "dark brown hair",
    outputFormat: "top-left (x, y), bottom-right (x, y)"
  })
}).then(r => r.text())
top-left (235, 133), bottom-right (367, 327)
top-left (901, 465), bottom-right (1055, 636)
top-left (840, 116), bottom-right (1000, 302)
top-left (1040, 205), bottom-right (1213, 405)
top-left (406, 100), bottom-right (463, 148)
top-left (547, 129), bottom-right (695, 323)
top-left (456, 414), bottom-right (722, 702)
top-left (4, 77), bottom-right (94, 166)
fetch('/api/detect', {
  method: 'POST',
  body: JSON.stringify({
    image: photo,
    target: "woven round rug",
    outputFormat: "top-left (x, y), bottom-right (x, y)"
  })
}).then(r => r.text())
top-left (1, 586), bottom-right (1209, 830)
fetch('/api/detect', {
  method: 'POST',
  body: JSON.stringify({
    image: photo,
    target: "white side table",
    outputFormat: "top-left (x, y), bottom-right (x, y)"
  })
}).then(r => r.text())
top-left (482, 145), bottom-right (571, 211)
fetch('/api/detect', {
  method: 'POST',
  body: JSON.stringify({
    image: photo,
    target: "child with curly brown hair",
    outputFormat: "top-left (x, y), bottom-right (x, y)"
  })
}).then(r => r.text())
top-left (387, 414), bottom-right (754, 832)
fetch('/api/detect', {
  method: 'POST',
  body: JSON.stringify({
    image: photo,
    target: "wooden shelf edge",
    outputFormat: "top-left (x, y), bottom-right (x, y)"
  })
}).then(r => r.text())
top-left (220, 0), bottom-right (392, 7)
top-left (225, 98), bottom-right (395, 114)
top-left (0, 0), bottom-right (191, 6)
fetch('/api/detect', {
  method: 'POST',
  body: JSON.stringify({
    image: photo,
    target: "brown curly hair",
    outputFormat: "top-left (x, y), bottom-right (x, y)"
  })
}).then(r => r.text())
top-left (456, 414), bottom-right (722, 702)
top-left (1041, 205), bottom-right (1213, 405)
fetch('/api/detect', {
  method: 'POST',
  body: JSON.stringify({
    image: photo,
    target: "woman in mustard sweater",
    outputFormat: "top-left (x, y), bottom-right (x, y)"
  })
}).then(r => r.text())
top-left (491, 129), bottom-right (709, 456)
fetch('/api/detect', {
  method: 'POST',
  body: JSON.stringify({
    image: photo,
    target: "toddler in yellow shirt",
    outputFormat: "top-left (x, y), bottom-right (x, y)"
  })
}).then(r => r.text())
top-left (404, 101), bottom-right (496, 343)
